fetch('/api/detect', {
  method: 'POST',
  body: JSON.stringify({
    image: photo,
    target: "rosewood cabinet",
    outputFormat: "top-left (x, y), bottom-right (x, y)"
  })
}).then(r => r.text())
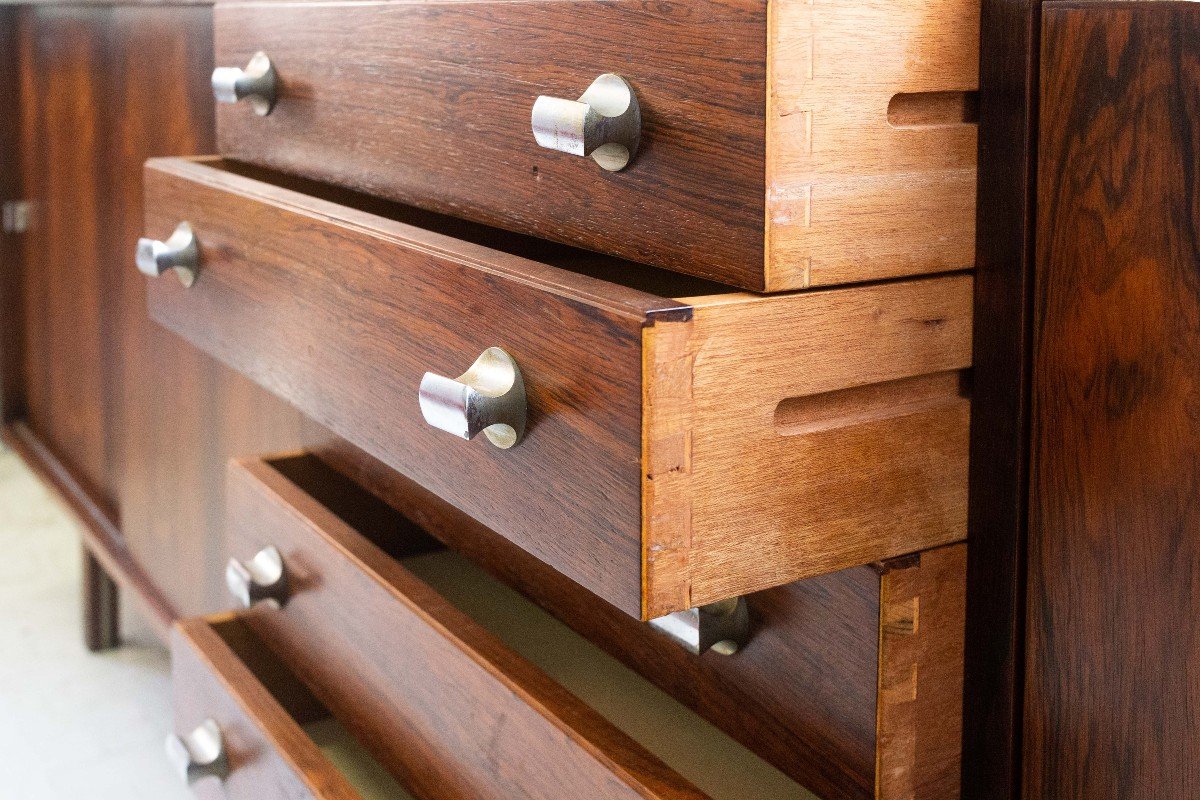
top-left (2, 0), bottom-right (1197, 798)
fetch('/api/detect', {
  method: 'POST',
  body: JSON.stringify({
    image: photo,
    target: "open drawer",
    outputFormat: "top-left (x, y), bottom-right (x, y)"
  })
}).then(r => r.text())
top-left (220, 454), bottom-right (966, 800)
top-left (215, 457), bottom-right (815, 799)
top-left (168, 615), bottom-right (416, 799)
top-left (141, 156), bottom-right (972, 620)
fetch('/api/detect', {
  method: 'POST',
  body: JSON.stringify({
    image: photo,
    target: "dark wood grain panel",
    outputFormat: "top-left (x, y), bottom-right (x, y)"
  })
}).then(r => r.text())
top-left (16, 5), bottom-right (115, 501)
top-left (171, 617), bottom-right (360, 800)
top-left (214, 0), bottom-right (767, 289)
top-left (0, 6), bottom-right (21, 424)
top-left (961, 0), bottom-right (1040, 794)
top-left (1027, 4), bottom-right (1200, 798)
top-left (144, 158), bottom-right (671, 617)
top-left (227, 458), bottom-right (711, 800)
top-left (303, 448), bottom-right (967, 800)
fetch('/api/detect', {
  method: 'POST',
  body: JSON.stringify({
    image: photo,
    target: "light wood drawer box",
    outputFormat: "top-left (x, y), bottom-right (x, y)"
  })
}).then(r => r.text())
top-left (212, 0), bottom-right (980, 291)
top-left (142, 156), bottom-right (972, 620)
top-left (169, 615), bottom-right (416, 799)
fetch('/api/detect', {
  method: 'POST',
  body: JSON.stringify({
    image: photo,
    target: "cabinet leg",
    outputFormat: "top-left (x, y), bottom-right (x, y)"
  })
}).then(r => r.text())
top-left (83, 548), bottom-right (120, 651)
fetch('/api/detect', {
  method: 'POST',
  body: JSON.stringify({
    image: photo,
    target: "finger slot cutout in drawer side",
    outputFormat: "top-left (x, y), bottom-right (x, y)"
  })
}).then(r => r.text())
top-left (642, 275), bottom-right (973, 617)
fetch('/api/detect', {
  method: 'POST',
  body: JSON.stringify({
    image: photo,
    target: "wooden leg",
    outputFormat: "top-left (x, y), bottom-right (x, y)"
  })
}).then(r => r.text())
top-left (83, 547), bottom-right (120, 651)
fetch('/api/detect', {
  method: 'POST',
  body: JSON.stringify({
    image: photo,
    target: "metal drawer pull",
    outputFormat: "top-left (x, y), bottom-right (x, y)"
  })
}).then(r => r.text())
top-left (419, 347), bottom-right (527, 449)
top-left (226, 545), bottom-right (288, 608)
top-left (165, 719), bottom-right (229, 786)
top-left (649, 597), bottom-right (750, 655)
top-left (212, 51), bottom-right (277, 116)
top-left (531, 74), bottom-right (641, 171)
top-left (135, 221), bottom-right (199, 287)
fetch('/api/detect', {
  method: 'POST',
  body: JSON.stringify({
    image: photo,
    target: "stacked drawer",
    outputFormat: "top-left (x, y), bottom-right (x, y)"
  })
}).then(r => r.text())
top-left (147, 0), bottom-right (980, 796)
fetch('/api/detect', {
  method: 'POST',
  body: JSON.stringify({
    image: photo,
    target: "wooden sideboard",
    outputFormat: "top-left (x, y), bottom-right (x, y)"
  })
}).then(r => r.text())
top-left (1, 0), bottom-right (1196, 798)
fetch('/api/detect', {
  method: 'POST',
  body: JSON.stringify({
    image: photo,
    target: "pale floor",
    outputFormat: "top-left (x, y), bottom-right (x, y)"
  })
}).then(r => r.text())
top-left (0, 445), bottom-right (192, 800)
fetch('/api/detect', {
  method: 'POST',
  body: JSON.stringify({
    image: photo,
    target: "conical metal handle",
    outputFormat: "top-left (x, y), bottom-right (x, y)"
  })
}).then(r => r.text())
top-left (165, 718), bottom-right (229, 786)
top-left (649, 597), bottom-right (750, 655)
top-left (226, 545), bottom-right (288, 609)
top-left (136, 222), bottom-right (198, 287)
top-left (419, 347), bottom-right (527, 449)
top-left (212, 51), bottom-right (277, 116)
top-left (532, 74), bottom-right (641, 171)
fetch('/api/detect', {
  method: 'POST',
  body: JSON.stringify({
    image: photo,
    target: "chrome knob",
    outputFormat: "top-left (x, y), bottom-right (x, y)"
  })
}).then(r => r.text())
top-left (136, 222), bottom-right (199, 287)
top-left (212, 51), bottom-right (277, 116)
top-left (419, 347), bottom-right (527, 449)
top-left (649, 597), bottom-right (750, 655)
top-left (165, 719), bottom-right (229, 786)
top-left (226, 545), bottom-right (287, 609)
top-left (532, 74), bottom-right (641, 171)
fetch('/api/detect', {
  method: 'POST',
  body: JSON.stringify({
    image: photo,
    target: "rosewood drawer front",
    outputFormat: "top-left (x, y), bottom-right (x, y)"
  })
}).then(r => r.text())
top-left (212, 0), bottom-right (980, 291)
top-left (142, 157), bottom-right (972, 620)
top-left (224, 457), bottom-right (732, 800)
top-left (169, 616), bottom-right (387, 800)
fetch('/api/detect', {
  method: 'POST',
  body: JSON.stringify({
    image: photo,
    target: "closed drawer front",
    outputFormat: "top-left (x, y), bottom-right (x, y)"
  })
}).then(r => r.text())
top-left (142, 157), bottom-right (972, 620)
top-left (169, 615), bottom-right (405, 800)
top-left (223, 456), bottom-right (765, 800)
top-left (213, 0), bottom-right (980, 291)
top-left (228, 454), bottom-right (967, 800)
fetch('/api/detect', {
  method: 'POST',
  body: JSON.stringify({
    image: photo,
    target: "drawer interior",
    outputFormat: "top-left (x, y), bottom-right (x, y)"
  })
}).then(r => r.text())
top-left (399, 549), bottom-right (811, 800)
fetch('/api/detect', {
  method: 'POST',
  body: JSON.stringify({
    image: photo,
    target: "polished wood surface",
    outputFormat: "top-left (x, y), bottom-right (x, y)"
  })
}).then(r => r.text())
top-left (960, 0), bottom-right (1040, 794)
top-left (144, 157), bottom-right (666, 617)
top-left (227, 458), bottom-right (711, 800)
top-left (5, 6), bottom-right (344, 634)
top-left (16, 6), bottom-right (116, 503)
top-left (144, 158), bottom-right (972, 618)
top-left (172, 616), bottom-right (360, 800)
top-left (300, 449), bottom-right (967, 800)
top-left (0, 6), bottom-right (21, 424)
top-left (214, 0), bottom-right (767, 289)
top-left (766, 0), bottom-right (980, 290)
top-left (1025, 4), bottom-right (1200, 797)
top-left (213, 0), bottom-right (981, 291)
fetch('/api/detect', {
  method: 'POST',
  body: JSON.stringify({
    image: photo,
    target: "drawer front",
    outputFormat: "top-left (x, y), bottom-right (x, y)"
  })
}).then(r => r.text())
top-left (143, 158), bottom-right (972, 619)
top-left (170, 617), bottom-right (362, 800)
top-left (212, 0), bottom-right (981, 292)
top-left (214, 0), bottom-right (767, 289)
top-left (224, 457), bottom-right (708, 800)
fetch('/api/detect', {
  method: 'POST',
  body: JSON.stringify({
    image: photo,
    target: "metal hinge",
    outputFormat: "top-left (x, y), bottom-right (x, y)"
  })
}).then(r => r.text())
top-left (2, 201), bottom-right (32, 234)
